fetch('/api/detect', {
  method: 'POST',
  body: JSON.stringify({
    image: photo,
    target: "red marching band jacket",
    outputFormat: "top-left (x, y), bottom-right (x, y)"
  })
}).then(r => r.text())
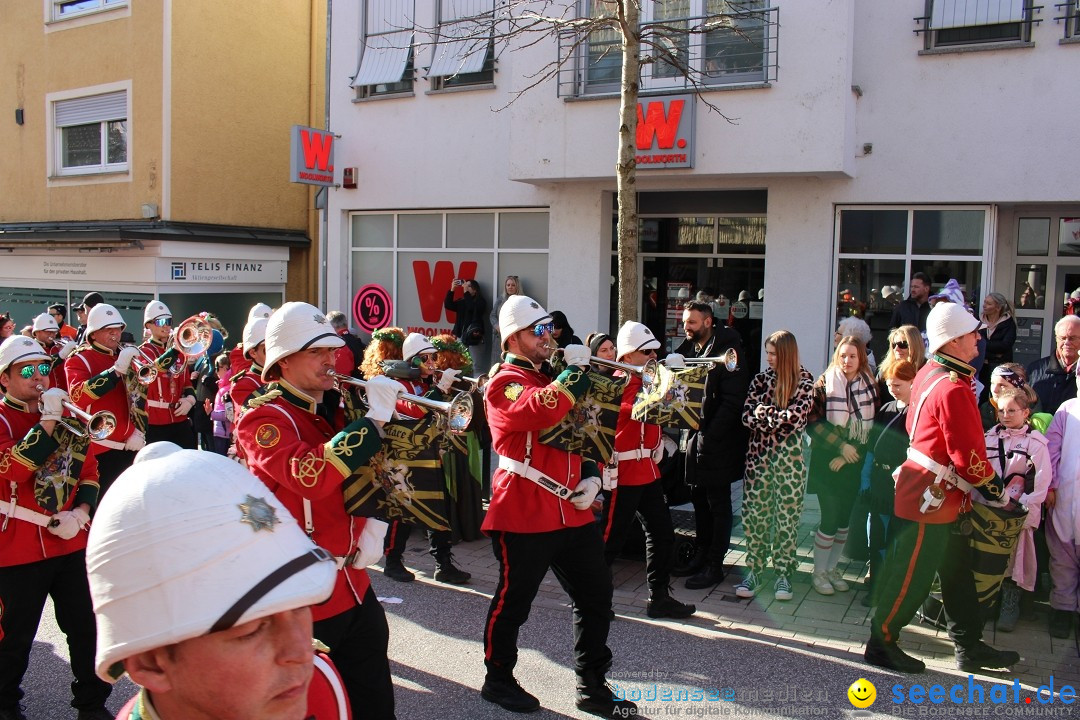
top-left (893, 356), bottom-right (998, 524)
top-left (139, 339), bottom-right (195, 425)
top-left (47, 342), bottom-right (68, 391)
top-left (481, 355), bottom-right (599, 534)
top-left (236, 379), bottom-right (384, 621)
top-left (64, 343), bottom-right (135, 448)
top-left (230, 364), bottom-right (264, 417)
top-left (0, 395), bottom-right (100, 566)
top-left (610, 374), bottom-right (662, 487)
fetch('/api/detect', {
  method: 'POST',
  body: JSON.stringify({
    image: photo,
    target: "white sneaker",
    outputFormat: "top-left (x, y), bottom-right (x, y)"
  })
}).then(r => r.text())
top-left (827, 568), bottom-right (850, 592)
top-left (774, 575), bottom-right (793, 601)
top-left (812, 571), bottom-right (835, 596)
top-left (734, 571), bottom-right (760, 598)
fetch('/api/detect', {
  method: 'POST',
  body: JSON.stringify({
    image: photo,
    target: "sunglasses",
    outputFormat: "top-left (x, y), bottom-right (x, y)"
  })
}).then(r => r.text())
top-left (418, 353), bottom-right (436, 363)
top-left (19, 363), bottom-right (52, 380)
top-left (892, 341), bottom-right (909, 350)
top-left (151, 317), bottom-right (173, 327)
top-left (532, 322), bottom-right (555, 337)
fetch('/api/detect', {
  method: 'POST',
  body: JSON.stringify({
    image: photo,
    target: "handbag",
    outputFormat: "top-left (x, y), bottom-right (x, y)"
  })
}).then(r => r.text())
top-left (463, 322), bottom-right (484, 346)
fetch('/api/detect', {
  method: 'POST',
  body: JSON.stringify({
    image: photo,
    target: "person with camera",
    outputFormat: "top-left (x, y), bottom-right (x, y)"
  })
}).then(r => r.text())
top-left (865, 303), bottom-right (1015, 674)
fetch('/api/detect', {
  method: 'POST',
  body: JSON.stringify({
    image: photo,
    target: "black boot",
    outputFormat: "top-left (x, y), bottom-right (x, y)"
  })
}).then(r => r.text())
top-left (0, 705), bottom-right (27, 720)
top-left (383, 554), bottom-right (415, 582)
top-left (863, 636), bottom-right (925, 674)
top-left (576, 671), bottom-right (639, 718)
top-left (647, 588), bottom-right (696, 619)
top-left (684, 563), bottom-right (724, 590)
top-left (955, 640), bottom-right (1020, 672)
top-left (670, 547), bottom-right (706, 578)
top-left (434, 553), bottom-right (471, 585)
top-left (481, 675), bottom-right (541, 713)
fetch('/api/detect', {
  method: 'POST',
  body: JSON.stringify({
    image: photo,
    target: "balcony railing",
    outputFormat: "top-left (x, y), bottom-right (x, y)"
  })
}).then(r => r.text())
top-left (557, 5), bottom-right (779, 98)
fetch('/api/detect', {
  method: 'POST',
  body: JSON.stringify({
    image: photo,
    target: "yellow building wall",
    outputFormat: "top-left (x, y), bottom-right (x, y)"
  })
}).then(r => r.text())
top-left (0, 2), bottom-right (164, 222)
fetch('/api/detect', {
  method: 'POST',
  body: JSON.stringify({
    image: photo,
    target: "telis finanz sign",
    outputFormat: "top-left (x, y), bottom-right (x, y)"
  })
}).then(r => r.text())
top-left (636, 94), bottom-right (695, 170)
top-left (290, 125), bottom-right (335, 186)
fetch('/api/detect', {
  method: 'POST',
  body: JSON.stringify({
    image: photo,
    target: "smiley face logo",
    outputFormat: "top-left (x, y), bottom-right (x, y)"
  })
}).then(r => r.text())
top-left (848, 678), bottom-right (876, 709)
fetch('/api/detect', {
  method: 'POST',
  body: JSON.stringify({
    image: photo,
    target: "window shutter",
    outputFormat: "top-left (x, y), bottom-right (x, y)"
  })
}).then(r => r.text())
top-left (930, 0), bottom-right (1025, 30)
top-left (54, 91), bottom-right (127, 127)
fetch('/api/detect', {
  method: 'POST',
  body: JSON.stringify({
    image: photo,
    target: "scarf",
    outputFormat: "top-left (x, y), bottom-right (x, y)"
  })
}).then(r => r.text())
top-left (823, 366), bottom-right (876, 443)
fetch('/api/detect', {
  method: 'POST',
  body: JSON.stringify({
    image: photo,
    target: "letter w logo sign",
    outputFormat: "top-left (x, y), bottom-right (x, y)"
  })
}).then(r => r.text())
top-left (413, 260), bottom-right (478, 322)
top-left (301, 129), bottom-right (334, 172)
top-left (290, 125), bottom-right (335, 186)
top-left (636, 99), bottom-right (684, 151)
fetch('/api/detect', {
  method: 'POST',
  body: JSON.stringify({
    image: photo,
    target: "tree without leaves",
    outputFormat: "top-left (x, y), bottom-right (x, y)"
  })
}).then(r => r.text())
top-left (404, 0), bottom-right (768, 325)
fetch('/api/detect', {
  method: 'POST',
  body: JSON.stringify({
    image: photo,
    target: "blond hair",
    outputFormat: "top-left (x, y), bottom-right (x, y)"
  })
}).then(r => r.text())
top-left (765, 330), bottom-right (800, 408)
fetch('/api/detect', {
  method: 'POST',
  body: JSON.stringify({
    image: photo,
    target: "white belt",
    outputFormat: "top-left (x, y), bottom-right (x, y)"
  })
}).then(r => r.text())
top-left (906, 448), bottom-right (974, 493)
top-left (614, 448), bottom-right (649, 462)
top-left (498, 457), bottom-right (573, 500)
top-left (0, 503), bottom-right (52, 528)
top-left (146, 399), bottom-right (173, 409)
top-left (94, 438), bottom-right (126, 451)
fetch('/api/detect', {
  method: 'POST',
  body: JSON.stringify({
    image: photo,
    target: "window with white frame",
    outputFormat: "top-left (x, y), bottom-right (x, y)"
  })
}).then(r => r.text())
top-left (51, 0), bottom-right (127, 22)
top-left (52, 90), bottom-right (128, 176)
top-left (574, 0), bottom-right (775, 96)
top-left (834, 207), bottom-right (989, 363)
top-left (427, 0), bottom-right (496, 89)
top-left (353, 0), bottom-right (416, 97)
top-left (920, 0), bottom-right (1036, 48)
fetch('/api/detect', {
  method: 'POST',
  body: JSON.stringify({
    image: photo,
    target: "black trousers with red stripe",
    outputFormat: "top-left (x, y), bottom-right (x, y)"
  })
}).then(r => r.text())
top-left (871, 516), bottom-right (983, 649)
top-left (484, 524), bottom-right (614, 681)
top-left (601, 480), bottom-right (674, 595)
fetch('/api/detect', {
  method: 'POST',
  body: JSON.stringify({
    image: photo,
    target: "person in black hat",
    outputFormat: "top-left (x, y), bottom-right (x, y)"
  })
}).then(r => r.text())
top-left (71, 292), bottom-right (103, 345)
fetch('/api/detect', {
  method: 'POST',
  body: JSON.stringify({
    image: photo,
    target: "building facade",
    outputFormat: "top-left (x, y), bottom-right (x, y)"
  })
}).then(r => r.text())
top-left (325, 0), bottom-right (1080, 372)
top-left (0, 0), bottom-right (327, 338)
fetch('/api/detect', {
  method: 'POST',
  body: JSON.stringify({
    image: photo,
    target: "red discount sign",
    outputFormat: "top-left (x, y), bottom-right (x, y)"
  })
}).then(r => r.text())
top-left (352, 284), bottom-right (392, 332)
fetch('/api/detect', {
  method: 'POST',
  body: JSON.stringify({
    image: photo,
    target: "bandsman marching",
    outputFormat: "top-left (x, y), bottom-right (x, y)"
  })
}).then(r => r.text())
top-left (139, 301), bottom-right (197, 449)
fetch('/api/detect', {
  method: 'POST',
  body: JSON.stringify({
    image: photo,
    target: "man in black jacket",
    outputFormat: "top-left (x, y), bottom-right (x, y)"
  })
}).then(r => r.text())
top-left (889, 272), bottom-right (932, 331)
top-left (673, 301), bottom-right (750, 589)
top-left (1027, 315), bottom-right (1080, 415)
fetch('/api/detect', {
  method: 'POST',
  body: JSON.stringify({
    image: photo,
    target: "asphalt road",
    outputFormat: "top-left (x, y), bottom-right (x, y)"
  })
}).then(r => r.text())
top-left (23, 569), bottom-right (1051, 720)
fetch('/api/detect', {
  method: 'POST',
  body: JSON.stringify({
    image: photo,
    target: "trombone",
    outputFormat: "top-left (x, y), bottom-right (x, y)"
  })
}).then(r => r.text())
top-left (36, 386), bottom-right (117, 440)
top-left (327, 371), bottom-right (474, 434)
top-left (671, 348), bottom-right (740, 372)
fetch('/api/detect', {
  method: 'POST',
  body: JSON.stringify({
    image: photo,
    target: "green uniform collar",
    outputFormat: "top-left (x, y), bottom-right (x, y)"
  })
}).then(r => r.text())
top-left (931, 352), bottom-right (975, 378)
top-left (503, 353), bottom-right (542, 371)
top-left (273, 378), bottom-right (318, 414)
top-left (2, 394), bottom-right (32, 413)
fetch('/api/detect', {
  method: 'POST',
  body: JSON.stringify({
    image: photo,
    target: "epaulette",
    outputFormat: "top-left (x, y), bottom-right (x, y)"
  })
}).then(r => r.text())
top-left (488, 361), bottom-right (502, 379)
top-left (245, 387), bottom-right (282, 409)
top-left (68, 343), bottom-right (91, 358)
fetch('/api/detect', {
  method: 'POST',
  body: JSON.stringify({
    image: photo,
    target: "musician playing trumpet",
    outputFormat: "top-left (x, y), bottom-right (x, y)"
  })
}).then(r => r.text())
top-left (235, 301), bottom-right (400, 719)
top-left (480, 296), bottom-right (636, 718)
top-left (600, 322), bottom-right (696, 619)
top-left (33, 311), bottom-right (76, 391)
top-left (140, 300), bottom-right (197, 449)
top-left (64, 303), bottom-right (145, 496)
top-left (0, 336), bottom-right (113, 719)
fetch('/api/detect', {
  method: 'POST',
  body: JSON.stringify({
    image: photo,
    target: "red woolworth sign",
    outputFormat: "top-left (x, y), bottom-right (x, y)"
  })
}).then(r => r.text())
top-left (636, 94), bottom-right (695, 170)
top-left (289, 125), bottom-right (335, 186)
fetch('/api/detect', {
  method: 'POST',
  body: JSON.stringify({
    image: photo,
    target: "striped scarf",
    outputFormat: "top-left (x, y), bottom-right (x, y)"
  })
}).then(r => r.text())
top-left (823, 366), bottom-right (877, 443)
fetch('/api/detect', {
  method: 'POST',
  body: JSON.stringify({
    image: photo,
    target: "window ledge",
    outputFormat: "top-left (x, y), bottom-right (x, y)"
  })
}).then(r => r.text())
top-left (918, 41), bottom-right (1034, 56)
top-left (45, 4), bottom-right (130, 32)
top-left (47, 170), bottom-right (131, 187)
top-left (565, 82), bottom-right (770, 103)
top-left (352, 91), bottom-right (416, 103)
top-left (1060, 36), bottom-right (1080, 46)
top-left (425, 83), bottom-right (497, 96)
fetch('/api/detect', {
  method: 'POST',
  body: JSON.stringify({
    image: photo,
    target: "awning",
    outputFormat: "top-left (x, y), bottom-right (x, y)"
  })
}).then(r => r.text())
top-left (0, 220), bottom-right (310, 251)
top-left (353, 30), bottom-right (414, 86)
top-left (427, 0), bottom-right (494, 78)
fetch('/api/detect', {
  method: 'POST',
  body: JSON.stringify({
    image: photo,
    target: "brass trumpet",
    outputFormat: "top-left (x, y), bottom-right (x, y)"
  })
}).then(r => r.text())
top-left (36, 386), bottom-right (117, 440)
top-left (672, 348), bottom-right (740, 372)
top-left (121, 344), bottom-right (161, 385)
top-left (327, 371), bottom-right (474, 434)
top-left (434, 368), bottom-right (488, 391)
top-left (553, 349), bottom-right (659, 392)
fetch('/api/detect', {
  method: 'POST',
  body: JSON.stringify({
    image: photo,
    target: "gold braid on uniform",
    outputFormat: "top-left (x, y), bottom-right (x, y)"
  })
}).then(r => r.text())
top-left (329, 427), bottom-right (369, 460)
top-left (536, 386), bottom-right (560, 409)
top-left (290, 452), bottom-right (326, 488)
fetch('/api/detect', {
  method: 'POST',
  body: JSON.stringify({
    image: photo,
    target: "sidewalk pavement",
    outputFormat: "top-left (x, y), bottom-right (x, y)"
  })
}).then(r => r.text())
top-left (384, 496), bottom-right (1080, 691)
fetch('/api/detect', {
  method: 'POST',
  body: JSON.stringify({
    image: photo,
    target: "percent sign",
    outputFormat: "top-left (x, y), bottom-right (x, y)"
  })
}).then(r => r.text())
top-left (353, 284), bottom-right (392, 332)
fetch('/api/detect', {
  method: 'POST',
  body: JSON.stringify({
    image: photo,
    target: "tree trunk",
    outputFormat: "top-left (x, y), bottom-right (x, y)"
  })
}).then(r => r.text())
top-left (615, 0), bottom-right (640, 327)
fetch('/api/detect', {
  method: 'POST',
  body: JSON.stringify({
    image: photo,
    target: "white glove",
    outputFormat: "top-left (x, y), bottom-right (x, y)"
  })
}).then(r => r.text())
top-left (124, 429), bottom-right (146, 452)
top-left (364, 375), bottom-right (401, 424)
top-left (562, 344), bottom-right (591, 369)
top-left (40, 388), bottom-right (68, 423)
top-left (58, 342), bottom-right (77, 360)
top-left (569, 476), bottom-right (601, 511)
top-left (174, 395), bottom-right (196, 417)
top-left (47, 507), bottom-right (90, 540)
top-left (436, 368), bottom-right (461, 394)
top-left (601, 465), bottom-right (618, 491)
top-left (353, 518), bottom-right (390, 568)
top-left (113, 346), bottom-right (140, 375)
top-left (652, 434), bottom-right (678, 463)
top-left (665, 353), bottom-right (686, 369)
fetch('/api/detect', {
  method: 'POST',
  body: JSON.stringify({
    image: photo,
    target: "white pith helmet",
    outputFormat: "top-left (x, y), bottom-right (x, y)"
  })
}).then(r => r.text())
top-left (261, 302), bottom-right (343, 381)
top-left (498, 295), bottom-right (552, 351)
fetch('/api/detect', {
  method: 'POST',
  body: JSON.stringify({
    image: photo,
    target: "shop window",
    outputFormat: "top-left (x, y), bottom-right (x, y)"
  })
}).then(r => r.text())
top-left (498, 213), bottom-right (549, 249)
top-left (1014, 264), bottom-right (1047, 310)
top-left (51, 88), bottom-right (128, 177)
top-left (399, 215), bottom-right (443, 248)
top-left (834, 207), bottom-right (988, 363)
top-left (447, 213), bottom-right (495, 248)
top-left (1017, 217), bottom-right (1050, 256)
top-left (352, 215), bottom-right (394, 248)
top-left (1058, 217), bottom-right (1080, 256)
